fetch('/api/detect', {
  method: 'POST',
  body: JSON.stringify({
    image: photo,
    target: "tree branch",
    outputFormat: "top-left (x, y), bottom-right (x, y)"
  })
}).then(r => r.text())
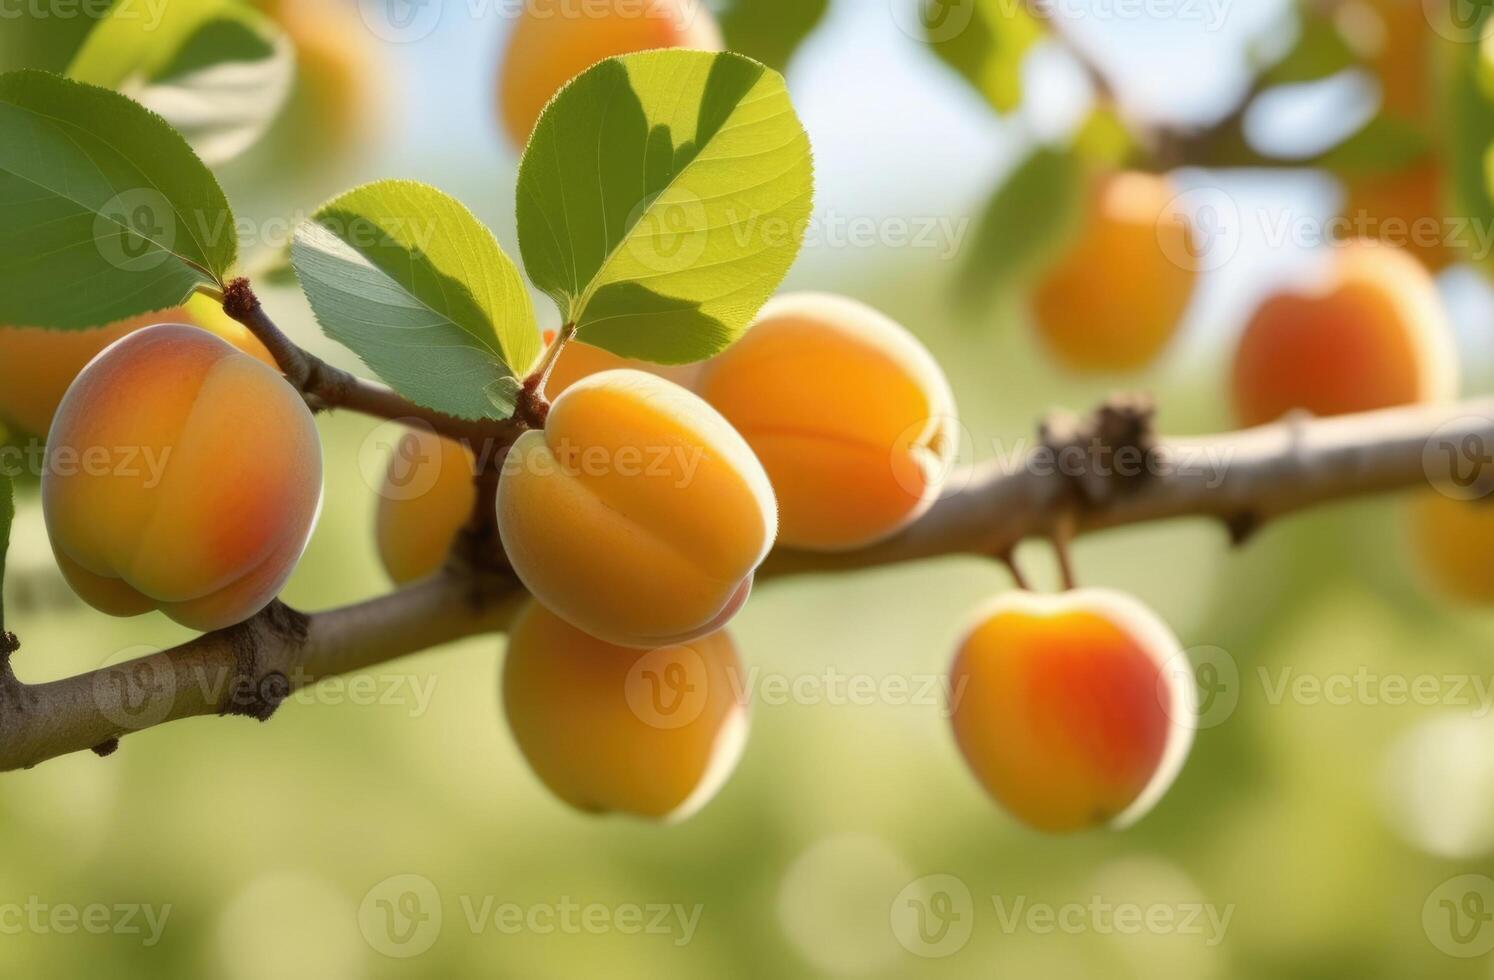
top-left (221, 278), bottom-right (522, 448)
top-left (2, 397), bottom-right (1489, 771)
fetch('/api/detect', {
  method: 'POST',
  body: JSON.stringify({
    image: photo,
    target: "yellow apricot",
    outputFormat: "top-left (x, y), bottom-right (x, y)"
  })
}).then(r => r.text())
top-left (503, 600), bottom-right (748, 820)
top-left (544, 332), bottom-right (700, 399)
top-left (1031, 171), bottom-right (1197, 372)
top-left (949, 589), bottom-right (1195, 833)
top-left (0, 297), bottom-right (275, 437)
top-left (1410, 492), bottom-right (1494, 604)
top-left (42, 324), bottom-right (322, 632)
top-left (261, 0), bottom-right (381, 148)
top-left (1231, 240), bottom-right (1458, 427)
top-left (696, 293), bottom-right (958, 552)
top-left (497, 369), bottom-right (775, 648)
top-left (375, 428), bottom-right (478, 585)
top-left (497, 0), bottom-right (723, 148)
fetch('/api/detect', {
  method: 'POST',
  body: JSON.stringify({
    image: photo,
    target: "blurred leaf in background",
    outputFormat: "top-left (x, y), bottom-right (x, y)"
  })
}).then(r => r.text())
top-left (716, 0), bottom-right (830, 70)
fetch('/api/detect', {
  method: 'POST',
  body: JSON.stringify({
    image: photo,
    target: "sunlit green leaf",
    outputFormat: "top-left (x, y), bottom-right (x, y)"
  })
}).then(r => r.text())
top-left (926, 0), bottom-right (1045, 114)
top-left (293, 180), bottom-right (540, 419)
top-left (1258, 7), bottom-right (1357, 85)
top-left (957, 145), bottom-right (1085, 313)
top-left (69, 0), bottom-right (294, 165)
top-left (1449, 16), bottom-right (1494, 269)
top-left (516, 50), bottom-right (813, 364)
top-left (0, 70), bottom-right (235, 330)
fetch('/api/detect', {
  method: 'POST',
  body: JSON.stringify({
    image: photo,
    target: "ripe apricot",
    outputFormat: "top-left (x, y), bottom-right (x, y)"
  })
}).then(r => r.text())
top-left (43, 324), bottom-right (322, 632)
top-left (503, 600), bottom-right (748, 820)
top-left (1031, 171), bottom-right (1197, 372)
top-left (949, 589), bottom-right (1195, 833)
top-left (497, 369), bottom-right (775, 648)
top-left (375, 428), bottom-right (477, 585)
top-left (544, 333), bottom-right (700, 399)
top-left (261, 0), bottom-right (380, 148)
top-left (1410, 493), bottom-right (1494, 604)
top-left (497, 0), bottom-right (723, 148)
top-left (696, 293), bottom-right (958, 551)
top-left (0, 297), bottom-right (275, 437)
top-left (1231, 240), bottom-right (1458, 427)
top-left (1342, 158), bottom-right (1451, 271)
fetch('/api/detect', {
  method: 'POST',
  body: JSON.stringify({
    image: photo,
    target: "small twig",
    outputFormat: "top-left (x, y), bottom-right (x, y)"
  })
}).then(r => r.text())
top-left (1051, 512), bottom-right (1078, 591)
top-left (999, 551), bottom-right (1033, 592)
top-left (219, 278), bottom-right (522, 448)
top-left (513, 322), bottom-right (576, 429)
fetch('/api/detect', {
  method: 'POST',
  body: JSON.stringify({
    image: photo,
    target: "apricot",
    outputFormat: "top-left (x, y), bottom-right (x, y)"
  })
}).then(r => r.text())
top-left (1411, 493), bottom-right (1494, 604)
top-left (0, 297), bottom-right (275, 437)
top-left (696, 293), bottom-right (958, 552)
top-left (375, 428), bottom-right (477, 585)
top-left (42, 324), bottom-right (322, 632)
top-left (1030, 171), bottom-right (1197, 372)
top-left (1231, 240), bottom-right (1458, 427)
top-left (373, 337), bottom-right (698, 585)
top-left (497, 0), bottom-right (723, 148)
top-left (260, 0), bottom-right (380, 149)
top-left (502, 600), bottom-right (748, 820)
top-left (545, 333), bottom-right (700, 399)
top-left (497, 369), bottom-right (775, 648)
top-left (949, 589), bottom-right (1195, 833)
top-left (1342, 158), bottom-right (1451, 271)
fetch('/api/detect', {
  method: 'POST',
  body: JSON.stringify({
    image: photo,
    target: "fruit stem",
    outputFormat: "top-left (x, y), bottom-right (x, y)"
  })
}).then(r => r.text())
top-left (1052, 512), bottom-right (1079, 591)
top-left (514, 322), bottom-right (577, 429)
top-left (998, 551), bottom-right (1033, 592)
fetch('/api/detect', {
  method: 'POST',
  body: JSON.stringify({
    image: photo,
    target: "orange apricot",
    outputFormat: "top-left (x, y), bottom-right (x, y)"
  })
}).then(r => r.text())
top-left (1231, 240), bottom-right (1458, 427)
top-left (503, 600), bottom-right (748, 820)
top-left (42, 324), bottom-right (321, 631)
top-left (949, 589), bottom-right (1195, 833)
top-left (1031, 171), bottom-right (1197, 372)
top-left (497, 369), bottom-right (775, 648)
top-left (0, 297), bottom-right (275, 437)
top-left (696, 292), bottom-right (958, 551)
top-left (497, 0), bottom-right (723, 148)
top-left (375, 428), bottom-right (478, 585)
top-left (1410, 492), bottom-right (1494, 604)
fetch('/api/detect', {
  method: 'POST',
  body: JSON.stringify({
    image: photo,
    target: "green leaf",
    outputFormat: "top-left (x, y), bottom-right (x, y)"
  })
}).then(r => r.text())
top-left (956, 145), bottom-right (1085, 313)
top-left (1449, 17), bottom-right (1494, 269)
top-left (718, 0), bottom-right (830, 71)
top-left (926, 0), bottom-right (1045, 114)
top-left (68, 0), bottom-right (293, 166)
top-left (0, 472), bottom-right (11, 636)
top-left (516, 50), bottom-right (813, 364)
top-left (1258, 8), bottom-right (1357, 85)
top-left (0, 70), bottom-right (236, 329)
top-left (292, 180), bottom-right (540, 420)
top-left (1314, 112), bottom-right (1431, 175)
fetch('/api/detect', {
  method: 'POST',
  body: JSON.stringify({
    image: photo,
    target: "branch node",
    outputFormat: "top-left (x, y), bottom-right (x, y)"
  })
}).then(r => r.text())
top-left (221, 603), bottom-right (309, 721)
top-left (1226, 512), bottom-right (1263, 547)
top-left (221, 277), bottom-right (260, 321)
top-left (91, 738), bottom-right (119, 758)
top-left (0, 632), bottom-right (18, 657)
top-left (1039, 392), bottom-right (1159, 507)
